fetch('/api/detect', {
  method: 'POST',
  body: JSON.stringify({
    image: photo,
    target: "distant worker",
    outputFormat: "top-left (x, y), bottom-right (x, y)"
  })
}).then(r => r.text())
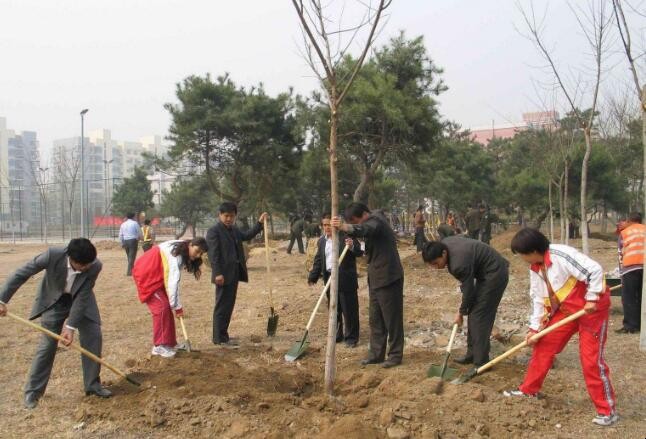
top-left (413, 206), bottom-right (427, 253)
top-left (465, 205), bottom-right (481, 240)
top-left (287, 215), bottom-right (305, 255)
top-left (616, 211), bottom-right (645, 334)
top-left (141, 219), bottom-right (155, 252)
top-left (119, 212), bottom-right (142, 276)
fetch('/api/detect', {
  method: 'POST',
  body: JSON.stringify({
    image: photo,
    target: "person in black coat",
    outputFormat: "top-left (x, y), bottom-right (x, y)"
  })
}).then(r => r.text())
top-left (422, 236), bottom-right (509, 367)
top-left (308, 214), bottom-right (363, 347)
top-left (332, 203), bottom-right (405, 368)
top-left (206, 203), bottom-right (267, 345)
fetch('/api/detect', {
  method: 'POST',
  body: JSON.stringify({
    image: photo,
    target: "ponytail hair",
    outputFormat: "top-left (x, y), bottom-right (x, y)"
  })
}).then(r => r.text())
top-left (171, 237), bottom-right (208, 279)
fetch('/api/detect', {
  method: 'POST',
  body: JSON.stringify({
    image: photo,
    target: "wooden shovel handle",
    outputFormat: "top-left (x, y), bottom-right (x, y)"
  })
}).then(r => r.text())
top-left (6, 311), bottom-right (132, 382)
top-left (179, 316), bottom-right (189, 341)
top-left (304, 244), bottom-right (351, 331)
top-left (263, 218), bottom-right (274, 308)
top-left (446, 323), bottom-right (459, 353)
top-left (476, 309), bottom-right (586, 374)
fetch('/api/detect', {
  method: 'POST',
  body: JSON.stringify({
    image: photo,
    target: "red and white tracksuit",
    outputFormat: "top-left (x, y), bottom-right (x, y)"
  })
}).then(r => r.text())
top-left (132, 240), bottom-right (184, 347)
top-left (518, 244), bottom-right (616, 416)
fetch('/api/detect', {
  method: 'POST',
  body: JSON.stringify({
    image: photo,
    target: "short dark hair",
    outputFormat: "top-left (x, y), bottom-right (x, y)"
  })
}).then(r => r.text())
top-left (627, 212), bottom-right (642, 223)
top-left (510, 228), bottom-right (550, 255)
top-left (67, 238), bottom-right (97, 264)
top-left (321, 212), bottom-right (331, 222)
top-left (144, 219), bottom-right (151, 225)
top-left (417, 205), bottom-right (424, 211)
top-left (421, 241), bottom-right (448, 263)
top-left (126, 212), bottom-right (135, 219)
top-left (344, 202), bottom-right (370, 220)
top-left (218, 202), bottom-right (237, 214)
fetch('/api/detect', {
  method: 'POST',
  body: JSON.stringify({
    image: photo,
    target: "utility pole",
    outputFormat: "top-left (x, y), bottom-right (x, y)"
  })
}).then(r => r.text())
top-left (80, 109), bottom-right (89, 238)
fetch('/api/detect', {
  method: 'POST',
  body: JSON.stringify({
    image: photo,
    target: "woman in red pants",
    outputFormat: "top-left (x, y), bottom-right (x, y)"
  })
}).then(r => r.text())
top-left (133, 238), bottom-right (207, 358)
top-left (505, 228), bottom-right (618, 427)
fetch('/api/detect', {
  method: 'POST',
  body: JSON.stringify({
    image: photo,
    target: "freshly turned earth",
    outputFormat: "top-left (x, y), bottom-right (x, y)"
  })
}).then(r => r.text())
top-left (0, 228), bottom-right (642, 438)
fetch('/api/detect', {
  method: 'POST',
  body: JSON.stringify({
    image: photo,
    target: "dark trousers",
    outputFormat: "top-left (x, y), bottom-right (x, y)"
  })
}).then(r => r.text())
top-left (466, 273), bottom-right (507, 366)
top-left (287, 233), bottom-right (304, 254)
top-left (368, 277), bottom-right (404, 362)
top-left (25, 294), bottom-right (102, 396)
top-left (414, 227), bottom-right (427, 252)
top-left (324, 272), bottom-right (360, 344)
top-left (621, 269), bottom-right (643, 331)
top-left (123, 239), bottom-right (138, 275)
top-left (213, 275), bottom-right (240, 343)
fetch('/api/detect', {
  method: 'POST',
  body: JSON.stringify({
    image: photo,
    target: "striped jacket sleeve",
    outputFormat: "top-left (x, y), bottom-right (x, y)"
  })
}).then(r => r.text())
top-left (553, 246), bottom-right (604, 300)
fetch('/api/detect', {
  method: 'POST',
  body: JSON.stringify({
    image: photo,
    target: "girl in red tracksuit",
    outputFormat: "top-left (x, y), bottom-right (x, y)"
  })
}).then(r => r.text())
top-left (505, 228), bottom-right (618, 427)
top-left (132, 238), bottom-right (208, 358)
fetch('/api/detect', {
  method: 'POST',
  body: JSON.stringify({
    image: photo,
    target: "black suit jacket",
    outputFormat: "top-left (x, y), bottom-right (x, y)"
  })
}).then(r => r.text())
top-left (443, 236), bottom-right (509, 315)
top-left (345, 210), bottom-right (403, 289)
top-left (0, 247), bottom-right (102, 327)
top-left (307, 234), bottom-right (363, 291)
top-left (206, 220), bottom-right (263, 285)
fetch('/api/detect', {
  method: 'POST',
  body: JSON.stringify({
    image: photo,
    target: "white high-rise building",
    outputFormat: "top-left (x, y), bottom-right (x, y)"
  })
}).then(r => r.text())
top-left (0, 117), bottom-right (41, 234)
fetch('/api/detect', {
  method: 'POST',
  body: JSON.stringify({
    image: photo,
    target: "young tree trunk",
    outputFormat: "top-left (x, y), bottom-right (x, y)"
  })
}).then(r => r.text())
top-left (325, 103), bottom-right (340, 396)
top-left (580, 130), bottom-right (592, 254)
top-left (564, 162), bottom-right (570, 245)
top-left (601, 202), bottom-right (608, 234)
top-left (558, 173), bottom-right (564, 242)
top-left (640, 85), bottom-right (646, 351)
top-left (548, 180), bottom-right (554, 241)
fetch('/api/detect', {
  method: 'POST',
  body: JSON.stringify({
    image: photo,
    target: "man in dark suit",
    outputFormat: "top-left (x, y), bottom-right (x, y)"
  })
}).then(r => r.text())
top-left (332, 203), bottom-right (405, 368)
top-left (0, 238), bottom-right (111, 409)
top-left (206, 202), bottom-right (267, 345)
top-left (308, 213), bottom-right (363, 347)
top-left (422, 236), bottom-right (509, 367)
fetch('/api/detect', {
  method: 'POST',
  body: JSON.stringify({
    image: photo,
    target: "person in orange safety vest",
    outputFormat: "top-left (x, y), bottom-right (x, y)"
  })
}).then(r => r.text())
top-left (616, 211), bottom-right (645, 334)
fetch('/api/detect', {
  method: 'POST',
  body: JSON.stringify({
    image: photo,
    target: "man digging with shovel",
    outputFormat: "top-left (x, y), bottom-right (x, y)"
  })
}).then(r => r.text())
top-left (421, 237), bottom-right (509, 369)
top-left (0, 238), bottom-right (111, 408)
top-left (505, 228), bottom-right (618, 427)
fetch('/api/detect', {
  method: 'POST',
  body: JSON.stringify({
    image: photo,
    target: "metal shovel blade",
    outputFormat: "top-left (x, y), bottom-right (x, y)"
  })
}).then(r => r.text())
top-left (267, 308), bottom-right (279, 337)
top-left (427, 363), bottom-right (459, 380)
top-left (451, 367), bottom-right (478, 384)
top-left (284, 332), bottom-right (310, 362)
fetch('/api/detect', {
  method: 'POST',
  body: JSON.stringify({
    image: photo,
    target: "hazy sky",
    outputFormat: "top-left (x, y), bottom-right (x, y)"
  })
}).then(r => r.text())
top-left (1, 0), bottom-right (644, 152)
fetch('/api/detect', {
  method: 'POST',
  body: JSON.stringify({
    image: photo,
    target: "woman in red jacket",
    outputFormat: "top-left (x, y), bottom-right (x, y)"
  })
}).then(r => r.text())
top-left (132, 238), bottom-right (207, 358)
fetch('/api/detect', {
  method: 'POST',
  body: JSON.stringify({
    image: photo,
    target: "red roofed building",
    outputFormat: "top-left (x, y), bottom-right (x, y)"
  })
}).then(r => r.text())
top-left (470, 111), bottom-right (559, 146)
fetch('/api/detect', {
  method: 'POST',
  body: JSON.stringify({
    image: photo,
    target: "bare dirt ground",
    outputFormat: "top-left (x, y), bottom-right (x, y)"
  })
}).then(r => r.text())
top-left (0, 228), bottom-right (644, 438)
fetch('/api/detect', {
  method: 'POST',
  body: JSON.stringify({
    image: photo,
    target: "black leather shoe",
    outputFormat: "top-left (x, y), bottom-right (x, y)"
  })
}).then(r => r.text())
top-left (360, 357), bottom-right (383, 366)
top-left (345, 341), bottom-right (358, 348)
top-left (382, 359), bottom-right (401, 369)
top-left (615, 327), bottom-right (638, 334)
top-left (24, 393), bottom-right (39, 409)
top-left (85, 387), bottom-right (112, 398)
top-left (454, 355), bottom-right (474, 365)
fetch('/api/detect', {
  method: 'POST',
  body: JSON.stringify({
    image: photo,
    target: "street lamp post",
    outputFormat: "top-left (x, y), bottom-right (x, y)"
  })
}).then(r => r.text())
top-left (38, 167), bottom-right (49, 243)
top-left (103, 142), bottom-right (113, 239)
top-left (80, 109), bottom-right (89, 238)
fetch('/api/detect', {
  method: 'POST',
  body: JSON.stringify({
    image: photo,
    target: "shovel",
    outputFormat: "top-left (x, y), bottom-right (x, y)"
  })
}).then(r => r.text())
top-left (6, 311), bottom-right (140, 386)
top-left (263, 217), bottom-right (279, 336)
top-left (427, 323), bottom-right (459, 380)
top-left (177, 316), bottom-right (197, 352)
top-left (285, 244), bottom-right (351, 362)
top-left (452, 309), bottom-right (586, 384)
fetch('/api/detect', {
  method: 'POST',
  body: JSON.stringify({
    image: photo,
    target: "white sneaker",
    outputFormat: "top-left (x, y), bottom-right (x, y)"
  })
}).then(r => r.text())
top-left (592, 413), bottom-right (619, 426)
top-left (503, 389), bottom-right (541, 398)
top-left (151, 345), bottom-right (176, 358)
